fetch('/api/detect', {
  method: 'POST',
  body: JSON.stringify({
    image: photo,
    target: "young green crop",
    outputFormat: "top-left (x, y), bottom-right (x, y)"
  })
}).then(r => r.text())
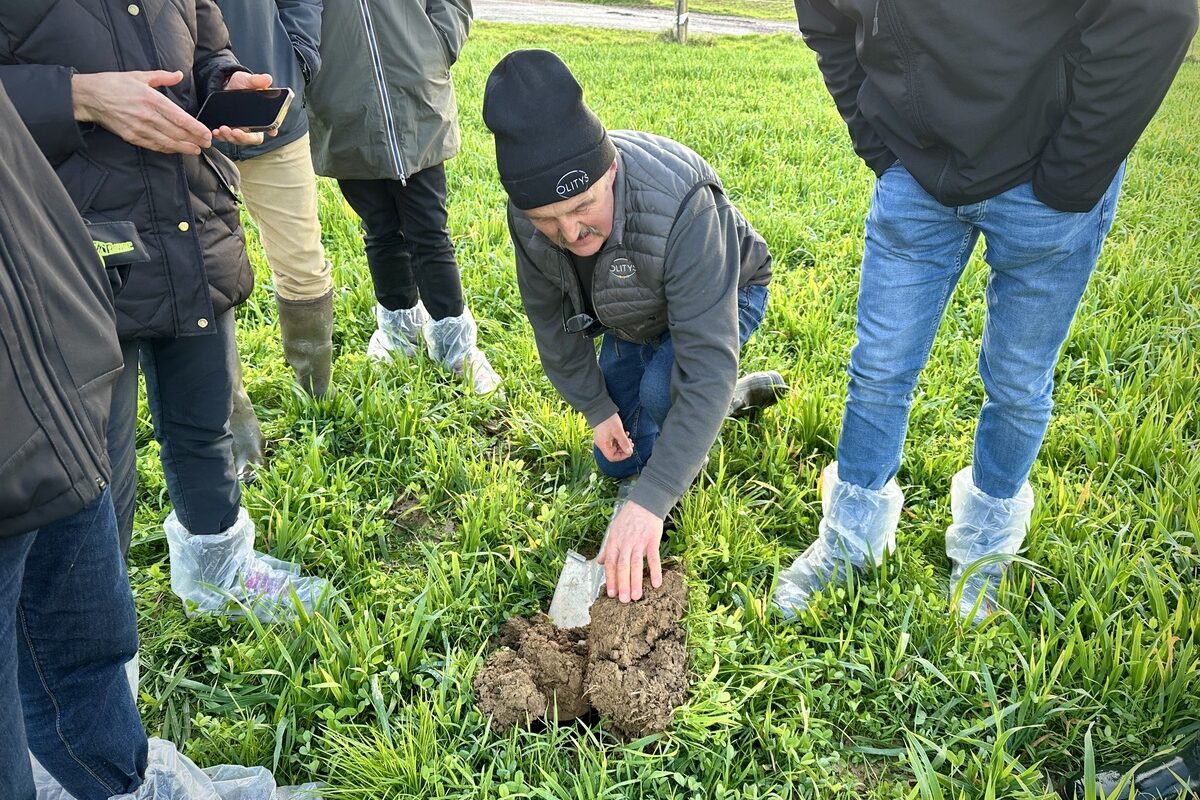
top-left (126, 23), bottom-right (1200, 800)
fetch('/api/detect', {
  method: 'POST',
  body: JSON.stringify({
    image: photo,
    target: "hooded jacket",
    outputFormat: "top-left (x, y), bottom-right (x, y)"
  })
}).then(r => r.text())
top-left (0, 83), bottom-right (123, 539)
top-left (796, 0), bottom-right (1198, 212)
top-left (305, 0), bottom-right (470, 180)
top-left (0, 0), bottom-right (254, 339)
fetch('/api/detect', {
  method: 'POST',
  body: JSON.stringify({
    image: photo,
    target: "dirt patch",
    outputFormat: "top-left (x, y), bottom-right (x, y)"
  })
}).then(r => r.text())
top-left (475, 570), bottom-right (688, 736)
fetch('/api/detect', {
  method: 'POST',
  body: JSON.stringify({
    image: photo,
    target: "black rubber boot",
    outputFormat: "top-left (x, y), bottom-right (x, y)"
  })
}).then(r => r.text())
top-left (277, 289), bottom-right (334, 398)
top-left (227, 341), bottom-right (265, 483)
top-left (727, 370), bottom-right (789, 418)
top-left (1059, 736), bottom-right (1200, 799)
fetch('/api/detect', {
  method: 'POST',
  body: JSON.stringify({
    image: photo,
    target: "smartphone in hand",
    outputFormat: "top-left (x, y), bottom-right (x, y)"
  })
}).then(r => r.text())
top-left (196, 88), bottom-right (294, 133)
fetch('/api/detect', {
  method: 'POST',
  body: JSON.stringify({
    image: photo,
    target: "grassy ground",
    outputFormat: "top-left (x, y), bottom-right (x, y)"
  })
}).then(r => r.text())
top-left (564, 0), bottom-right (796, 23)
top-left (126, 24), bottom-right (1200, 799)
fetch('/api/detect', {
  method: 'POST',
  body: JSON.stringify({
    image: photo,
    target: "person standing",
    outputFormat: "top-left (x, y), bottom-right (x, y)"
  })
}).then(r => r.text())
top-left (0, 0), bottom-right (328, 617)
top-left (305, 0), bottom-right (502, 393)
top-left (776, 0), bottom-right (1198, 622)
top-left (214, 0), bottom-right (332, 476)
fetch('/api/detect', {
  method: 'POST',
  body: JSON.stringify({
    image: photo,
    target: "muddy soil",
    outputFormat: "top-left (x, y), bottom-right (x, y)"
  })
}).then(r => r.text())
top-left (474, 569), bottom-right (688, 736)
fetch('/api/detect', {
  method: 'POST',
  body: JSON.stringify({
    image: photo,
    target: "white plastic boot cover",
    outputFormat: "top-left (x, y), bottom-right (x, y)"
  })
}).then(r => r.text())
top-left (367, 301), bottom-right (430, 362)
top-left (165, 509), bottom-right (330, 621)
top-left (423, 308), bottom-right (501, 394)
top-left (944, 467), bottom-right (1033, 623)
top-left (773, 462), bottom-right (903, 620)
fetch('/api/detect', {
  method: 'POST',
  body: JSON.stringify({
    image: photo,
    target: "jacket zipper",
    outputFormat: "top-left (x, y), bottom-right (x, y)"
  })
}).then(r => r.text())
top-left (872, 0), bottom-right (880, 35)
top-left (356, 0), bottom-right (407, 182)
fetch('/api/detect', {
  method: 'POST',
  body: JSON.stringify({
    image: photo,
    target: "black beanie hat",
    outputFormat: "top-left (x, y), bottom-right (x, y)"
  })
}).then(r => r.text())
top-left (482, 49), bottom-right (617, 210)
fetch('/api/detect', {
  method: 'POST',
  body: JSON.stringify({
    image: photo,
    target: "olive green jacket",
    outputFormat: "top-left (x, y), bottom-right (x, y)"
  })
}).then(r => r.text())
top-left (305, 0), bottom-right (470, 180)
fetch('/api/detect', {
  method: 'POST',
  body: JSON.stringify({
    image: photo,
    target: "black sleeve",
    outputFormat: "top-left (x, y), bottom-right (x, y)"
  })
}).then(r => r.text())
top-left (193, 0), bottom-right (250, 103)
top-left (1033, 0), bottom-right (1198, 212)
top-left (0, 64), bottom-right (84, 164)
top-left (795, 0), bottom-right (896, 176)
top-left (276, 0), bottom-right (323, 83)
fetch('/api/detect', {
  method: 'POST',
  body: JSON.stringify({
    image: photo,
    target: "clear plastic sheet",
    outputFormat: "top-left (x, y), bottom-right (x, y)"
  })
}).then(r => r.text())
top-left (165, 509), bottom-right (330, 622)
top-left (773, 461), bottom-right (903, 620)
top-left (944, 467), bottom-right (1033, 623)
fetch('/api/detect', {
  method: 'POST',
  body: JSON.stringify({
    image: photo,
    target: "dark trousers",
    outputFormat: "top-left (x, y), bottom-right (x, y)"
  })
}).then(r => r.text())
top-left (338, 163), bottom-right (465, 320)
top-left (109, 312), bottom-right (241, 553)
top-left (0, 490), bottom-right (147, 800)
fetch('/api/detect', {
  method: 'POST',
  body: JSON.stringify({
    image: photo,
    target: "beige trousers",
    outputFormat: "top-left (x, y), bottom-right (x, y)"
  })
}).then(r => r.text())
top-left (234, 133), bottom-right (331, 301)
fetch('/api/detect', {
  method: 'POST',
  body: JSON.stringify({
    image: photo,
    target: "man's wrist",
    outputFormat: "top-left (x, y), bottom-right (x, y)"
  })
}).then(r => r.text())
top-left (70, 73), bottom-right (97, 123)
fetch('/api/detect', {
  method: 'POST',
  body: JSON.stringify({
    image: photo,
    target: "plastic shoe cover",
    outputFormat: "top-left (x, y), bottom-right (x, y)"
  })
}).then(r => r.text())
top-left (945, 467), bottom-right (1033, 624)
top-left (423, 309), bottom-right (502, 394)
top-left (100, 738), bottom-right (322, 800)
top-left (367, 301), bottom-right (429, 362)
top-left (164, 508), bottom-right (331, 622)
top-left (773, 462), bottom-right (903, 621)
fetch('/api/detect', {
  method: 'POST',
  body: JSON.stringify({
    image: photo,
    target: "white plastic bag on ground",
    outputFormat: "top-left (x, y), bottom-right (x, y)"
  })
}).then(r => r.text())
top-left (944, 467), bottom-right (1033, 623)
top-left (773, 461), bottom-right (903, 620)
top-left (164, 508), bottom-right (331, 622)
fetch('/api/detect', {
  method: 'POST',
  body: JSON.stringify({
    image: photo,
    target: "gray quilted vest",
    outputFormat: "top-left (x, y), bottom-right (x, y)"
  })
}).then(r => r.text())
top-left (511, 130), bottom-right (769, 344)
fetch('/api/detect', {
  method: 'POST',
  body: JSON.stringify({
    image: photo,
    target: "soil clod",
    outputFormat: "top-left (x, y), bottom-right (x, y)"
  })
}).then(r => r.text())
top-left (475, 569), bottom-right (688, 736)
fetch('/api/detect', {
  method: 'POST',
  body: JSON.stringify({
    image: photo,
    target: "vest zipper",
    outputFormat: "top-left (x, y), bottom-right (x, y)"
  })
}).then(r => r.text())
top-left (872, 0), bottom-right (881, 35)
top-left (356, 0), bottom-right (407, 182)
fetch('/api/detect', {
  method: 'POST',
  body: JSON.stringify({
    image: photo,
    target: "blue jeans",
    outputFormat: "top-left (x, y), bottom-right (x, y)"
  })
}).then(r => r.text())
top-left (595, 284), bottom-right (770, 477)
top-left (837, 163), bottom-right (1124, 498)
top-left (0, 490), bottom-right (146, 800)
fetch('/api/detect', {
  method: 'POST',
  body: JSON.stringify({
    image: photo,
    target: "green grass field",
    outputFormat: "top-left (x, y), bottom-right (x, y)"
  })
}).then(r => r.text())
top-left (126, 24), bottom-right (1200, 799)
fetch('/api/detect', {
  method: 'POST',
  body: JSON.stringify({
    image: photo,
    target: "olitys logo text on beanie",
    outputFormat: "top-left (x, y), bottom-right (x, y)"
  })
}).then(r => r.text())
top-left (556, 170), bottom-right (590, 197)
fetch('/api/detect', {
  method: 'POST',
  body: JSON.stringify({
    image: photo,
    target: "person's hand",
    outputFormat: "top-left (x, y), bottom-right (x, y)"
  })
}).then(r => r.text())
top-left (211, 72), bottom-right (276, 146)
top-left (593, 413), bottom-right (634, 463)
top-left (71, 70), bottom-right (212, 155)
top-left (597, 500), bottom-right (663, 603)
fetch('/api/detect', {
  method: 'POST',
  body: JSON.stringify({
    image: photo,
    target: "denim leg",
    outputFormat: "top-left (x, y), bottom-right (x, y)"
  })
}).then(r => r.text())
top-left (837, 165), bottom-right (981, 490)
top-left (15, 490), bottom-right (146, 799)
top-left (141, 312), bottom-right (241, 535)
top-left (736, 284), bottom-right (770, 346)
top-left (970, 165), bottom-right (1125, 498)
top-left (108, 337), bottom-right (142, 555)
top-left (0, 530), bottom-right (36, 800)
top-left (595, 335), bottom-right (654, 478)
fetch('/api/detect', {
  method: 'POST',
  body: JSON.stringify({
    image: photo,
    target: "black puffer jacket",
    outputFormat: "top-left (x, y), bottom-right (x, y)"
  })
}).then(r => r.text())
top-left (0, 0), bottom-right (254, 339)
top-left (0, 83), bottom-right (123, 539)
top-left (796, 0), bottom-right (1199, 212)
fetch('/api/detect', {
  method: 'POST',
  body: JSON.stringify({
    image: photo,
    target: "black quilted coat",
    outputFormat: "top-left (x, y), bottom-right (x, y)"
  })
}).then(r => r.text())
top-left (0, 0), bottom-right (254, 339)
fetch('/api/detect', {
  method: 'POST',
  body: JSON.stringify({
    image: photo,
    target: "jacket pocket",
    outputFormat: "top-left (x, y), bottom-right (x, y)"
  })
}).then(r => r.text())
top-left (56, 152), bottom-right (109, 214)
top-left (200, 149), bottom-right (242, 200)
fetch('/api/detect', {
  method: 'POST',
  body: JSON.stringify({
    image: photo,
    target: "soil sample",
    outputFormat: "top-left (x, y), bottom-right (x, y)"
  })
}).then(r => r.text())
top-left (474, 569), bottom-right (688, 737)
top-left (585, 570), bottom-right (688, 736)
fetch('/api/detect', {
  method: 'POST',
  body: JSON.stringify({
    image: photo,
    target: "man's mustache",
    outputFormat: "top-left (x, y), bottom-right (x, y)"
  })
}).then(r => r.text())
top-left (558, 225), bottom-right (604, 248)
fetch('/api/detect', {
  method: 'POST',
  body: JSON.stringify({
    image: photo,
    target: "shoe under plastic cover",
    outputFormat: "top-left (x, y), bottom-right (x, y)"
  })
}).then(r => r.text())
top-left (945, 467), bottom-right (1033, 624)
top-left (164, 508), bottom-right (330, 622)
top-left (773, 462), bottom-right (903, 621)
top-left (424, 309), bottom-right (502, 394)
top-left (366, 301), bottom-right (429, 362)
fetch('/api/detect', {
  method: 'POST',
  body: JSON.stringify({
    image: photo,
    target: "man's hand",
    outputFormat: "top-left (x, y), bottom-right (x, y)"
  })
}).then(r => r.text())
top-left (597, 500), bottom-right (663, 603)
top-left (71, 70), bottom-right (212, 155)
top-left (593, 412), bottom-right (634, 463)
top-left (211, 72), bottom-right (276, 146)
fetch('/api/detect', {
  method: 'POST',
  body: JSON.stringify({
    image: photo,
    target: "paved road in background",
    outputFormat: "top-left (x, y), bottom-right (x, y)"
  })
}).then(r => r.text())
top-left (474, 0), bottom-right (799, 36)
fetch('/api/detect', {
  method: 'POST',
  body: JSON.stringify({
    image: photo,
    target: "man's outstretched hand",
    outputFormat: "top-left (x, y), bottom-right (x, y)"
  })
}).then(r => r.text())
top-left (597, 499), bottom-right (663, 603)
top-left (72, 70), bottom-right (212, 155)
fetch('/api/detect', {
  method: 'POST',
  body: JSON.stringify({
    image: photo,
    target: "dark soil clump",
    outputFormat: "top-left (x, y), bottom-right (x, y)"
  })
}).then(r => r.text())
top-left (474, 570), bottom-right (688, 736)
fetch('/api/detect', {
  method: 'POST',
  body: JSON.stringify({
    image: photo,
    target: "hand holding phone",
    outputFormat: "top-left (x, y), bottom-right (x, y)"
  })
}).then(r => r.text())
top-left (200, 72), bottom-right (289, 144)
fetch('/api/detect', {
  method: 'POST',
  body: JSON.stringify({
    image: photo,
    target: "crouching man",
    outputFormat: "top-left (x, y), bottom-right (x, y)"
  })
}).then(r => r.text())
top-left (482, 49), bottom-right (787, 605)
